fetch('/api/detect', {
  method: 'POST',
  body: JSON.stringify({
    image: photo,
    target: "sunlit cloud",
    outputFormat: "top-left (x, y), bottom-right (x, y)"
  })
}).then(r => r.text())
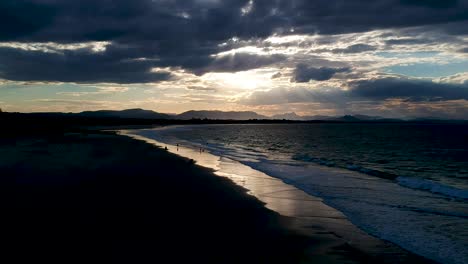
top-left (0, 0), bottom-right (467, 118)
top-left (0, 41), bottom-right (110, 54)
top-left (57, 86), bottom-right (129, 97)
top-left (201, 69), bottom-right (277, 90)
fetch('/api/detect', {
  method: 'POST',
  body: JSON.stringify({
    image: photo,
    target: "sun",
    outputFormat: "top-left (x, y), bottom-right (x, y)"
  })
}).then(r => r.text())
top-left (201, 70), bottom-right (275, 90)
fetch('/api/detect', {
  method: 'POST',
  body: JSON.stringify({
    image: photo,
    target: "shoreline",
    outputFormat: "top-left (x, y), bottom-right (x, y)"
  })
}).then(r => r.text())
top-left (1, 130), bottom-right (317, 263)
top-left (2, 129), bottom-right (434, 263)
top-left (121, 129), bottom-right (434, 264)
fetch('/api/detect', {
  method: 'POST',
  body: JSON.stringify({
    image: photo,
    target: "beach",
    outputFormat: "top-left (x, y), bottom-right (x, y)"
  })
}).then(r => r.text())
top-left (2, 129), bottom-right (433, 263)
top-left (129, 124), bottom-right (468, 264)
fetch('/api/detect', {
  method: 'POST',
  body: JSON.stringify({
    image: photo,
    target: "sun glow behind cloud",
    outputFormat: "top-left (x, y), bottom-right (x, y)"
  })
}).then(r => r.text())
top-left (0, 0), bottom-right (467, 118)
top-left (201, 69), bottom-right (276, 90)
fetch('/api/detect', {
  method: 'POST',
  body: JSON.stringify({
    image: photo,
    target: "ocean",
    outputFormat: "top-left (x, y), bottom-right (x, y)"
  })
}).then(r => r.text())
top-left (127, 123), bottom-right (468, 264)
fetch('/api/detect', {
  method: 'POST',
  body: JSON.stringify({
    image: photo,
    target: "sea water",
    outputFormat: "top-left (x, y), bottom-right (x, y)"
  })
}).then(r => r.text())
top-left (129, 123), bottom-right (468, 264)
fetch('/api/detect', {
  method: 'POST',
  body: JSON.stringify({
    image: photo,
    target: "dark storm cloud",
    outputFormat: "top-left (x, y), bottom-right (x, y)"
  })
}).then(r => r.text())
top-left (0, 47), bottom-right (173, 83)
top-left (330, 44), bottom-right (377, 53)
top-left (0, 0), bottom-right (260, 82)
top-left (349, 78), bottom-right (468, 102)
top-left (3, 0), bottom-right (467, 42)
top-left (400, 0), bottom-right (459, 9)
top-left (385, 38), bottom-right (433, 45)
top-left (243, 77), bottom-right (468, 105)
top-left (0, 1), bottom-right (55, 41)
top-left (286, 0), bottom-right (468, 35)
top-left (311, 44), bottom-right (377, 54)
top-left (196, 53), bottom-right (286, 75)
top-left (291, 64), bottom-right (350, 82)
top-left (0, 0), bottom-right (467, 83)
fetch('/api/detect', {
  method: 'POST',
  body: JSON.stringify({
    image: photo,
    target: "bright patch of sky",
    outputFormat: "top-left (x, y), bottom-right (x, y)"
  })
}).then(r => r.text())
top-left (201, 69), bottom-right (276, 90)
top-left (385, 61), bottom-right (468, 78)
top-left (376, 51), bottom-right (440, 58)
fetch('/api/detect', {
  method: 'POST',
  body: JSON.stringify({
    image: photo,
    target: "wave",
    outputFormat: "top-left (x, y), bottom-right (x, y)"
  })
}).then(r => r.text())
top-left (293, 153), bottom-right (398, 180)
top-left (397, 176), bottom-right (468, 200)
top-left (293, 154), bottom-right (468, 200)
top-left (127, 128), bottom-right (468, 264)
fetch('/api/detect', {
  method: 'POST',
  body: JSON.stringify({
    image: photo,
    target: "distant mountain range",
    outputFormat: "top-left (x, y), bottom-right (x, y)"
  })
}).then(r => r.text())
top-left (75, 109), bottom-right (267, 120)
top-left (74, 109), bottom-right (399, 121)
top-left (175, 110), bottom-right (267, 120)
top-left (78, 109), bottom-right (172, 120)
top-left (4, 108), bottom-right (463, 122)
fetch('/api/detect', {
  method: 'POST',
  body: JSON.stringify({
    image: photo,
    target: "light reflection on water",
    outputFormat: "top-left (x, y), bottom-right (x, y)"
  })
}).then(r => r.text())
top-left (120, 130), bottom-right (412, 260)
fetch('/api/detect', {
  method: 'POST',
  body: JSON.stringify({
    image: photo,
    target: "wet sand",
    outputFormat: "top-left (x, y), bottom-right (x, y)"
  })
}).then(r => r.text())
top-left (2, 130), bottom-right (433, 263)
top-left (123, 130), bottom-right (435, 264)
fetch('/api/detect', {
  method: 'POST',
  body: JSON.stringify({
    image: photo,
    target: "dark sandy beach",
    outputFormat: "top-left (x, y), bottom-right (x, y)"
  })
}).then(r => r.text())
top-left (1, 130), bottom-right (434, 263)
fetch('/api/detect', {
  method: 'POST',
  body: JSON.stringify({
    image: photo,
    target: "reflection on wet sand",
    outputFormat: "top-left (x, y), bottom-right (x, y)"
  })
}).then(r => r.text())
top-left (121, 131), bottom-right (422, 262)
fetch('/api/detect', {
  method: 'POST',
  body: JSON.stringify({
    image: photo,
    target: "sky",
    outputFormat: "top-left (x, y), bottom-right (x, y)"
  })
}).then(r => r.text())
top-left (0, 0), bottom-right (467, 119)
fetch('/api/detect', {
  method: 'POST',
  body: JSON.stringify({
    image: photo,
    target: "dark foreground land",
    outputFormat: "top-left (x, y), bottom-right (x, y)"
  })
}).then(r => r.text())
top-left (1, 128), bottom-right (434, 264)
top-left (2, 130), bottom-right (314, 263)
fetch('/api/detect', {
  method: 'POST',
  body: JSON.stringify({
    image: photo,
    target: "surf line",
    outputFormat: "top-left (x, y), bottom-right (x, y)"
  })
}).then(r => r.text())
top-left (118, 129), bottom-right (409, 259)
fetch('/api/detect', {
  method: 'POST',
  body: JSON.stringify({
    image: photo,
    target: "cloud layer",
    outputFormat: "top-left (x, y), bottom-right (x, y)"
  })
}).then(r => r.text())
top-left (291, 64), bottom-right (350, 82)
top-left (241, 77), bottom-right (468, 118)
top-left (244, 77), bottom-right (468, 104)
top-left (0, 0), bottom-right (467, 83)
top-left (0, 0), bottom-right (467, 118)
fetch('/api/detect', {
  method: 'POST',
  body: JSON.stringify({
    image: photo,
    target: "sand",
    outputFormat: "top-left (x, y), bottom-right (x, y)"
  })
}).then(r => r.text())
top-left (1, 130), bottom-right (433, 263)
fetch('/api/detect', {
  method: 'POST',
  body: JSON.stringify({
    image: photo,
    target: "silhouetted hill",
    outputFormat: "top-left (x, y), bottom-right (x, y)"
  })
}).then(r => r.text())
top-left (270, 113), bottom-right (342, 121)
top-left (270, 113), bottom-right (395, 121)
top-left (176, 110), bottom-right (268, 120)
top-left (271, 112), bottom-right (305, 120)
top-left (331, 115), bottom-right (363, 122)
top-left (325, 115), bottom-right (404, 122)
top-left (1, 109), bottom-right (465, 126)
top-left (78, 108), bottom-right (171, 119)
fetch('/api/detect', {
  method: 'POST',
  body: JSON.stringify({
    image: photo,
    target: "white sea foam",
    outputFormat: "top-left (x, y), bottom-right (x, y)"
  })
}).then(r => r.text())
top-left (242, 162), bottom-right (468, 264)
top-left (129, 126), bottom-right (468, 264)
top-left (397, 176), bottom-right (468, 200)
